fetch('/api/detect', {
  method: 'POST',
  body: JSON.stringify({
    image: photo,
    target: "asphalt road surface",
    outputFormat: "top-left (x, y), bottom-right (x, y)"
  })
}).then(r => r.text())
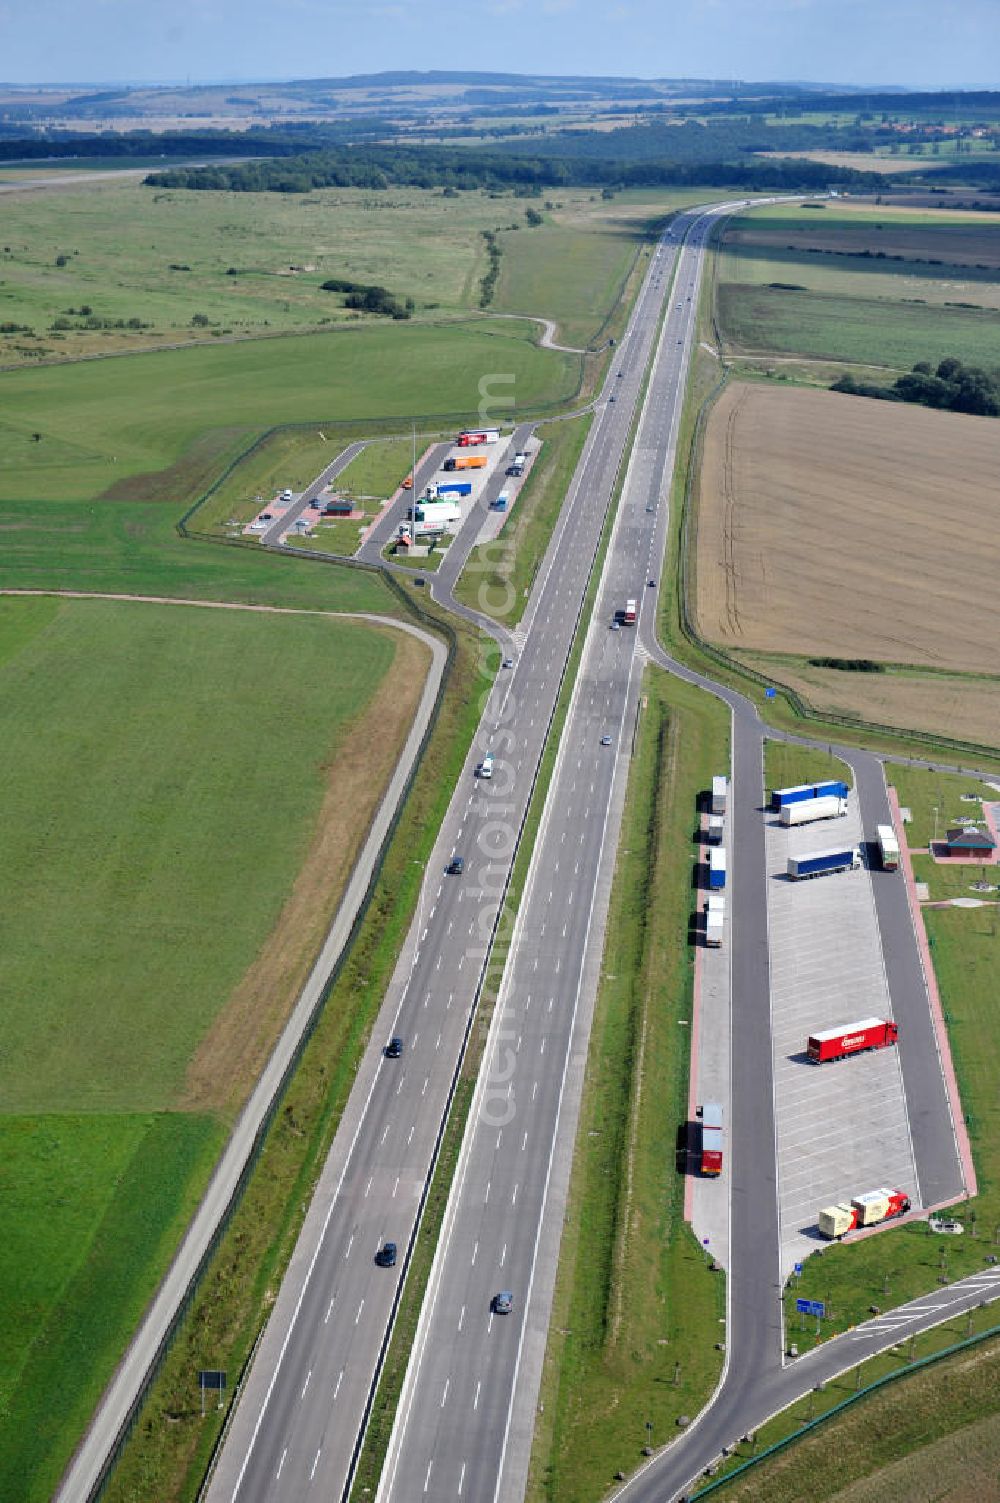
top-left (377, 204), bottom-right (762, 1503)
top-left (205, 206), bottom-right (721, 1503)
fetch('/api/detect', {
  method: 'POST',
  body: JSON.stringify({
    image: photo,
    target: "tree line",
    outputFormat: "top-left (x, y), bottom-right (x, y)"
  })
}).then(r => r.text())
top-left (832, 357), bottom-right (1000, 417)
top-left (144, 144), bottom-right (879, 195)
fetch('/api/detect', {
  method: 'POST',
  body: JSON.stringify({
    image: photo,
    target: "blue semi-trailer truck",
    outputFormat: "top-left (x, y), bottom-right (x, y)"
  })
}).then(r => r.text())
top-left (787, 846), bottom-right (861, 880)
top-left (771, 779), bottom-right (850, 811)
top-left (708, 847), bottom-right (727, 890)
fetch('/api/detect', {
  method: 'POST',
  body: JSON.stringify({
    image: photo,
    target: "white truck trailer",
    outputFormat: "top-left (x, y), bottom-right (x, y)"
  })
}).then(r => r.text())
top-left (779, 794), bottom-right (848, 827)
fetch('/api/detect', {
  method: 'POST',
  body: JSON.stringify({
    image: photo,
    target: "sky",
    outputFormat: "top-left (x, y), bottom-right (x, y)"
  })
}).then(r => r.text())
top-left (1, 0), bottom-right (999, 89)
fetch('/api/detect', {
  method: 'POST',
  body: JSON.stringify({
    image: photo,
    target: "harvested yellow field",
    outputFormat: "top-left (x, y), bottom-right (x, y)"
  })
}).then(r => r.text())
top-left (739, 656), bottom-right (1000, 752)
top-left (695, 383), bottom-right (1000, 675)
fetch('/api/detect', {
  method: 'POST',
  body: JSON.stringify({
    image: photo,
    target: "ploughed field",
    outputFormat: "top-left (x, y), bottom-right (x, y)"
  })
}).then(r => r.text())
top-left (694, 383), bottom-right (1000, 746)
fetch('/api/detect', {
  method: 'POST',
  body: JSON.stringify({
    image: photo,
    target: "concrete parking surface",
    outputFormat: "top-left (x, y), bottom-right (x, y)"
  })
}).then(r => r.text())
top-left (766, 801), bottom-right (918, 1275)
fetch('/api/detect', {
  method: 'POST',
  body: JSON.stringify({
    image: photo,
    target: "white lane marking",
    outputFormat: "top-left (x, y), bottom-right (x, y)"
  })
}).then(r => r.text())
top-left (355, 1298), bottom-right (365, 1325)
top-left (325, 1297), bottom-right (334, 1324)
top-left (474, 1379), bottom-right (482, 1410)
top-left (397, 1076), bottom-right (404, 1095)
top-left (500, 1242), bottom-right (507, 1267)
top-left (393, 1176), bottom-right (400, 1197)
top-left (436, 1032), bottom-right (442, 1050)
top-left (471, 1239), bottom-right (479, 1265)
top-left (276, 1447), bottom-right (287, 1480)
top-left (412, 1032), bottom-right (419, 1047)
top-left (448, 991), bottom-right (454, 1008)
top-left (441, 1377), bottom-right (450, 1408)
top-left (458, 1460), bottom-right (467, 1496)
top-left (311, 1449), bottom-right (321, 1481)
top-left (334, 1369), bottom-right (343, 1400)
top-left (458, 1304), bottom-right (465, 1332)
top-left (381, 1124), bottom-right (390, 1145)
top-left (496, 1129), bottom-right (503, 1148)
top-left (485, 1180), bottom-right (491, 1203)
top-left (346, 1232), bottom-right (355, 1259)
top-left (522, 1131), bottom-right (528, 1151)
top-left (516, 1033), bottom-right (522, 1052)
top-left (365, 1177), bottom-right (373, 1198)
top-left (540, 1037), bottom-right (546, 1055)
top-left (532, 1080), bottom-right (538, 1101)
top-left (512, 1184), bottom-right (519, 1206)
top-left (422, 1076), bottom-right (430, 1097)
top-left (407, 1124), bottom-right (415, 1144)
top-left (301, 1369), bottom-right (311, 1398)
top-left (424, 1460), bottom-right (434, 1493)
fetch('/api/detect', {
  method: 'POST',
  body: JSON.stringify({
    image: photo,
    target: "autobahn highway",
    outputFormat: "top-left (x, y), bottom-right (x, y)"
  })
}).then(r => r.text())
top-left (376, 205), bottom-right (745, 1503)
top-left (108, 190), bottom-right (991, 1503)
top-left (205, 200), bottom-right (730, 1503)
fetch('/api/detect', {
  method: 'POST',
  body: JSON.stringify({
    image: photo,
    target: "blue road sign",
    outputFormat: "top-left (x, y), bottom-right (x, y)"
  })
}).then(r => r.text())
top-left (765, 687), bottom-right (777, 700)
top-left (795, 1298), bottom-right (825, 1318)
top-left (794, 1262), bottom-right (803, 1276)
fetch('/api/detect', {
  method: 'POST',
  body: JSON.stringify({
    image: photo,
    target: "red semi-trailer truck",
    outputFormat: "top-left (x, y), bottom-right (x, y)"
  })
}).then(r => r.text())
top-left (807, 1017), bottom-right (898, 1063)
top-left (698, 1102), bottom-right (723, 1175)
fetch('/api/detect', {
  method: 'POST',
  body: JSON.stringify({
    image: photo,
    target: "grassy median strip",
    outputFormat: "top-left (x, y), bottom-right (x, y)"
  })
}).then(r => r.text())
top-left (527, 666), bottom-right (729, 1503)
top-left (698, 1315), bottom-right (1000, 1502)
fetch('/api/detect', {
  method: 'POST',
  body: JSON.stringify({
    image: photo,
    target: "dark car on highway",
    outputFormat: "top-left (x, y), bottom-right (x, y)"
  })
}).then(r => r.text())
top-left (493, 1290), bottom-right (513, 1314)
top-left (447, 856), bottom-right (465, 875)
top-left (385, 1037), bottom-right (404, 1059)
top-left (375, 1241), bottom-right (397, 1267)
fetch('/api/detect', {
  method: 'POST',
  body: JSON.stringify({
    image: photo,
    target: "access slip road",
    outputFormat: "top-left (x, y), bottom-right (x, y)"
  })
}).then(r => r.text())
top-left (204, 202), bottom-right (740, 1503)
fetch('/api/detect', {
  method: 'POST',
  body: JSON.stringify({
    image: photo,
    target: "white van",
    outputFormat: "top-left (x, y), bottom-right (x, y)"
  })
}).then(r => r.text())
top-left (478, 752), bottom-right (494, 780)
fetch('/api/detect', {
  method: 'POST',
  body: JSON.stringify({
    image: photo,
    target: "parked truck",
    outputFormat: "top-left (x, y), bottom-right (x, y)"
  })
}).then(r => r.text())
top-left (457, 428), bottom-right (500, 446)
top-left (807, 1017), bottom-right (898, 1064)
top-left (426, 481), bottom-right (472, 499)
top-left (779, 795), bottom-right (848, 827)
top-left (443, 455), bottom-right (488, 472)
top-left (698, 1103), bottom-right (724, 1175)
top-left (787, 846), bottom-right (861, 880)
top-left (818, 1187), bottom-right (911, 1240)
top-left (406, 501), bottom-right (462, 528)
top-left (711, 775), bottom-right (728, 815)
top-left (707, 814), bottom-right (724, 845)
top-left (492, 491), bottom-right (510, 511)
top-left (705, 894), bottom-right (724, 947)
top-left (708, 847), bottom-right (727, 890)
top-left (770, 779), bottom-right (850, 811)
top-left (877, 824), bottom-right (901, 870)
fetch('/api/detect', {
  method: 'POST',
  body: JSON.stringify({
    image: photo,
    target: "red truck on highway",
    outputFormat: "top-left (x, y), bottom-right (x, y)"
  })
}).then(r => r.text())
top-left (807, 1017), bottom-right (898, 1064)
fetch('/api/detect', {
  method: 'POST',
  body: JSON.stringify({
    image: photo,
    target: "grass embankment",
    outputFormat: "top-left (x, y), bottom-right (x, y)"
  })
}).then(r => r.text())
top-left (783, 763), bottom-right (1000, 1354)
top-left (0, 317), bottom-right (578, 504)
top-left (454, 413), bottom-right (593, 624)
top-left (528, 667), bottom-right (729, 1503)
top-left (0, 593), bottom-right (417, 1501)
top-left (699, 1319), bottom-right (1000, 1503)
top-left (763, 741), bottom-right (853, 798)
top-left (102, 601), bottom-right (483, 1503)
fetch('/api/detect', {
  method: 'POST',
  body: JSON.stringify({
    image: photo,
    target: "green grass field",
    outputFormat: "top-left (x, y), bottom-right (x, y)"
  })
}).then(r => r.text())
top-left (0, 1112), bottom-right (223, 1503)
top-left (528, 667), bottom-right (728, 1503)
top-left (763, 741), bottom-right (853, 798)
top-left (0, 499), bottom-right (396, 612)
top-left (0, 595), bottom-right (396, 1112)
top-left (716, 283), bottom-right (1000, 369)
top-left (0, 591), bottom-right (413, 1497)
top-left (715, 205), bottom-right (1000, 369)
top-left (496, 220), bottom-right (640, 348)
top-left (0, 318), bottom-right (578, 504)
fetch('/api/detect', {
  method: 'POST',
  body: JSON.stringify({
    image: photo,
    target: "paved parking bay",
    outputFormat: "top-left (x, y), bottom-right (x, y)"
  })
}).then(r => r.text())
top-left (690, 806), bottom-right (733, 1268)
top-left (766, 802), bottom-right (918, 1275)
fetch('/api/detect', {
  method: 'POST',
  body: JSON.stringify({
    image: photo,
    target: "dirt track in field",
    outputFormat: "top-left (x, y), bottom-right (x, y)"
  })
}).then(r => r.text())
top-left (695, 383), bottom-right (1000, 677)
